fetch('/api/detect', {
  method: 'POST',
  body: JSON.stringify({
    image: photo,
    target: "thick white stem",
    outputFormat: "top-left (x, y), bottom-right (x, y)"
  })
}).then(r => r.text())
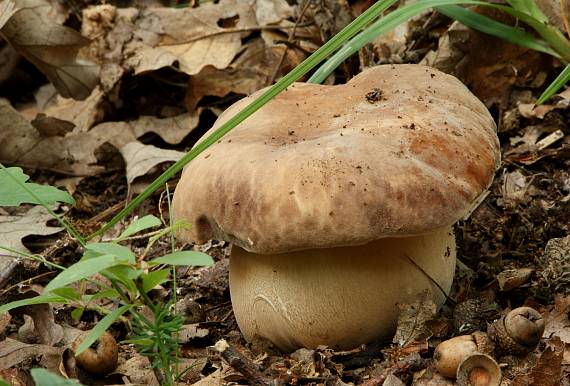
top-left (229, 227), bottom-right (456, 352)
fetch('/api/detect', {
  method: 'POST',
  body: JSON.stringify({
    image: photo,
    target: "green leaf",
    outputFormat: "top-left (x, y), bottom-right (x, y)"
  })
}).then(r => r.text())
top-left (118, 215), bottom-right (162, 240)
top-left (50, 287), bottom-right (82, 301)
top-left (45, 254), bottom-right (130, 293)
top-left (86, 242), bottom-right (135, 263)
top-left (71, 307), bottom-right (84, 321)
top-left (74, 304), bottom-right (132, 355)
top-left (437, 5), bottom-right (557, 56)
top-left (0, 167), bottom-right (75, 206)
top-left (85, 289), bottom-right (119, 302)
top-left (0, 294), bottom-right (68, 314)
top-left (149, 251), bottom-right (213, 267)
top-left (102, 265), bottom-right (141, 294)
top-left (142, 269), bottom-right (171, 293)
top-left (0, 379), bottom-right (9, 386)
top-left (537, 63), bottom-right (570, 104)
top-left (30, 368), bottom-right (84, 386)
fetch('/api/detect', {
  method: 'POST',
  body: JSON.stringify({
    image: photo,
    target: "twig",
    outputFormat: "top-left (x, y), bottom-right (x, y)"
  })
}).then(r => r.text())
top-left (162, 23), bottom-right (313, 46)
top-left (213, 339), bottom-right (272, 386)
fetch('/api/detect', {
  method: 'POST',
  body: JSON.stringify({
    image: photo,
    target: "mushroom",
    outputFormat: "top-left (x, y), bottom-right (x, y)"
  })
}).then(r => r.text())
top-left (172, 65), bottom-right (500, 351)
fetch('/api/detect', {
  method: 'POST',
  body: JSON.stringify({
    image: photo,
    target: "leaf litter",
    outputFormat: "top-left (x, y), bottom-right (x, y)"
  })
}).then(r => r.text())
top-left (0, 0), bottom-right (570, 384)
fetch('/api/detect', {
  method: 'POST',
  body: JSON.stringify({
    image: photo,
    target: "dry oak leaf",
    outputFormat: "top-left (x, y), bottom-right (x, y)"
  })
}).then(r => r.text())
top-left (186, 37), bottom-right (306, 110)
top-left (0, 0), bottom-right (99, 100)
top-left (120, 141), bottom-right (185, 187)
top-left (0, 206), bottom-right (63, 252)
top-left (0, 97), bottom-right (198, 175)
top-left (0, 338), bottom-right (64, 372)
top-left (123, 0), bottom-right (258, 75)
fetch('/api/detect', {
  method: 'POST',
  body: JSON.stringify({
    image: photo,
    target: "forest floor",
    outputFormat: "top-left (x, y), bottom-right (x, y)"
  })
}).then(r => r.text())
top-left (0, 0), bottom-right (569, 385)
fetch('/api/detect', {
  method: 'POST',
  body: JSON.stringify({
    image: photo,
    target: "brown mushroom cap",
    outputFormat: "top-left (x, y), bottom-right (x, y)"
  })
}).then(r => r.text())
top-left (173, 64), bottom-right (500, 254)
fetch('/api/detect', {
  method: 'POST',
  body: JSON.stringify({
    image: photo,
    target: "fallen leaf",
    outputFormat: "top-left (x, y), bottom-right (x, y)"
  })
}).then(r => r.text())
top-left (123, 0), bottom-right (258, 76)
top-left (0, 313), bottom-right (11, 335)
top-left (518, 87), bottom-right (570, 119)
top-left (393, 290), bottom-right (437, 347)
top-left (186, 38), bottom-right (305, 110)
top-left (433, 8), bottom-right (552, 108)
top-left (0, 338), bottom-right (64, 372)
top-left (0, 206), bottom-right (63, 252)
top-left (114, 355), bottom-right (159, 385)
top-left (0, 0), bottom-right (99, 100)
top-left (40, 87), bottom-right (106, 132)
top-left (0, 0), bottom-right (17, 29)
top-left (542, 295), bottom-right (570, 345)
top-left (120, 141), bottom-right (185, 187)
top-left (511, 336), bottom-right (565, 386)
top-left (174, 323), bottom-right (210, 344)
top-left (0, 98), bottom-right (198, 175)
top-left (497, 268), bottom-right (534, 291)
top-left (191, 368), bottom-right (222, 386)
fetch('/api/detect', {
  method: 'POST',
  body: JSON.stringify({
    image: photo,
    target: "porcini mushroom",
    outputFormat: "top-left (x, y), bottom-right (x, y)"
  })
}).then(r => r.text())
top-left (172, 65), bottom-right (500, 352)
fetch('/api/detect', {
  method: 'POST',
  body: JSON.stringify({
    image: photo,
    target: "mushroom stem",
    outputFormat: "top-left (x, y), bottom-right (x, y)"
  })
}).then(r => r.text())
top-left (230, 227), bottom-right (456, 352)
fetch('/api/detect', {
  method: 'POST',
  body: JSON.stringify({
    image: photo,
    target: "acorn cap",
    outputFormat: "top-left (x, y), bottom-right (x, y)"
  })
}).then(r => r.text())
top-left (488, 307), bottom-right (544, 356)
top-left (172, 65), bottom-right (500, 254)
top-left (456, 353), bottom-right (501, 386)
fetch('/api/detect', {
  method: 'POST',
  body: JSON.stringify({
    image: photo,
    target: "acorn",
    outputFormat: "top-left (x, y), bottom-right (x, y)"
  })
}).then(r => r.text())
top-left (456, 353), bottom-right (501, 386)
top-left (434, 331), bottom-right (495, 378)
top-left (487, 307), bottom-right (544, 356)
top-left (72, 331), bottom-right (119, 375)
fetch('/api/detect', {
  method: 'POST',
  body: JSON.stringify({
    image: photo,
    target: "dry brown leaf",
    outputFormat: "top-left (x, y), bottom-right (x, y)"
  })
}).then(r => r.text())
top-left (0, 368), bottom-right (29, 386)
top-left (123, 0), bottom-right (258, 75)
top-left (497, 268), bottom-right (534, 291)
top-left (191, 368), bottom-right (222, 386)
top-left (0, 98), bottom-right (198, 175)
top-left (393, 290), bottom-right (437, 347)
top-left (174, 323), bottom-right (210, 344)
top-left (542, 296), bottom-right (570, 345)
top-left (83, 0), bottom-right (296, 78)
top-left (120, 141), bottom-right (185, 187)
top-left (114, 355), bottom-right (159, 386)
top-left (186, 38), bottom-right (305, 110)
top-left (0, 0), bottom-right (99, 100)
top-left (40, 86), bottom-right (106, 132)
top-left (0, 206), bottom-right (63, 252)
top-left (0, 0), bottom-right (17, 29)
top-left (519, 87), bottom-right (570, 119)
top-left (0, 338), bottom-right (64, 372)
top-left (433, 10), bottom-right (552, 108)
top-left (511, 336), bottom-right (565, 386)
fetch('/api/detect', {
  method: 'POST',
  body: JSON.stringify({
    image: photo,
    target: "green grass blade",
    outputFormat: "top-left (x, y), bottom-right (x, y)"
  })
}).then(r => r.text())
top-left (437, 5), bottom-right (558, 56)
top-left (74, 304), bottom-right (132, 355)
top-left (309, 0), bottom-right (490, 84)
top-left (0, 294), bottom-right (68, 314)
top-left (536, 63), bottom-right (570, 104)
top-left (87, 0), bottom-right (398, 240)
top-left (505, 0), bottom-right (549, 23)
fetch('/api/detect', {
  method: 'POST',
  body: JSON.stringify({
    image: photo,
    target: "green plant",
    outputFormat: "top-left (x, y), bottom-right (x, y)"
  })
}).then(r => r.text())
top-left (0, 215), bottom-right (213, 385)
